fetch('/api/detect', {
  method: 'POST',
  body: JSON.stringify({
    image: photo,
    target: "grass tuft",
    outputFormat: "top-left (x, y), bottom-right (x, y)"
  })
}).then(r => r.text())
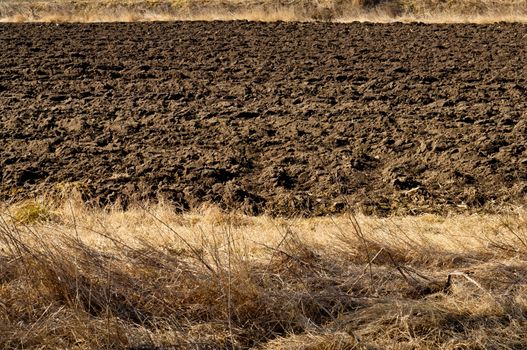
top-left (10, 200), bottom-right (54, 224)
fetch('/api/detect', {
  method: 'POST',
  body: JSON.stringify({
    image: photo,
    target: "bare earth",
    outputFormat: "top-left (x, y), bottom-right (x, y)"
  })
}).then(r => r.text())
top-left (1, 22), bottom-right (526, 215)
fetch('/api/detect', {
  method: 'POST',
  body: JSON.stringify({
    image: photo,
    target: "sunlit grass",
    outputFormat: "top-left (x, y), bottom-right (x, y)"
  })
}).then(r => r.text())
top-left (0, 0), bottom-right (526, 23)
top-left (2, 198), bottom-right (527, 348)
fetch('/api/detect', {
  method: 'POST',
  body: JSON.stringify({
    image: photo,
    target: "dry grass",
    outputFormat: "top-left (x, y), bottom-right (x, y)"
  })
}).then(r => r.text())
top-left (0, 0), bottom-right (526, 23)
top-left (2, 198), bottom-right (527, 349)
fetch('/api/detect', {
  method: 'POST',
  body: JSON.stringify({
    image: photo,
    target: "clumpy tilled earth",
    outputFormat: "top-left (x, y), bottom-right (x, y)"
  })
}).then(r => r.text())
top-left (0, 22), bottom-right (526, 216)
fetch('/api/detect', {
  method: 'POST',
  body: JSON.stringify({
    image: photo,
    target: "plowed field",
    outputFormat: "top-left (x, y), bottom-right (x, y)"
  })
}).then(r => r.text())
top-left (1, 22), bottom-right (526, 215)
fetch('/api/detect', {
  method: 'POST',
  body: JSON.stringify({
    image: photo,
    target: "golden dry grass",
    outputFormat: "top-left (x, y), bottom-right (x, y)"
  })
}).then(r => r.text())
top-left (0, 0), bottom-right (526, 23)
top-left (2, 198), bottom-right (527, 348)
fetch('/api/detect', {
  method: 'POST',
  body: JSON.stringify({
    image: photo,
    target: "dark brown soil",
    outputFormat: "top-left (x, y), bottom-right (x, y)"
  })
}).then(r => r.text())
top-left (1, 22), bottom-right (526, 216)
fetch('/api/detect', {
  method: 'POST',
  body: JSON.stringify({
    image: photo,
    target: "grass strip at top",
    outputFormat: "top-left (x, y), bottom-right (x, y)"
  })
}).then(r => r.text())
top-left (1, 0), bottom-right (527, 22)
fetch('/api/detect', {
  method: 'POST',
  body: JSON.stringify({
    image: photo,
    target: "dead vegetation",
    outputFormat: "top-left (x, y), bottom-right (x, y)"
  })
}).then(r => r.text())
top-left (0, 0), bottom-right (526, 22)
top-left (2, 199), bottom-right (527, 349)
